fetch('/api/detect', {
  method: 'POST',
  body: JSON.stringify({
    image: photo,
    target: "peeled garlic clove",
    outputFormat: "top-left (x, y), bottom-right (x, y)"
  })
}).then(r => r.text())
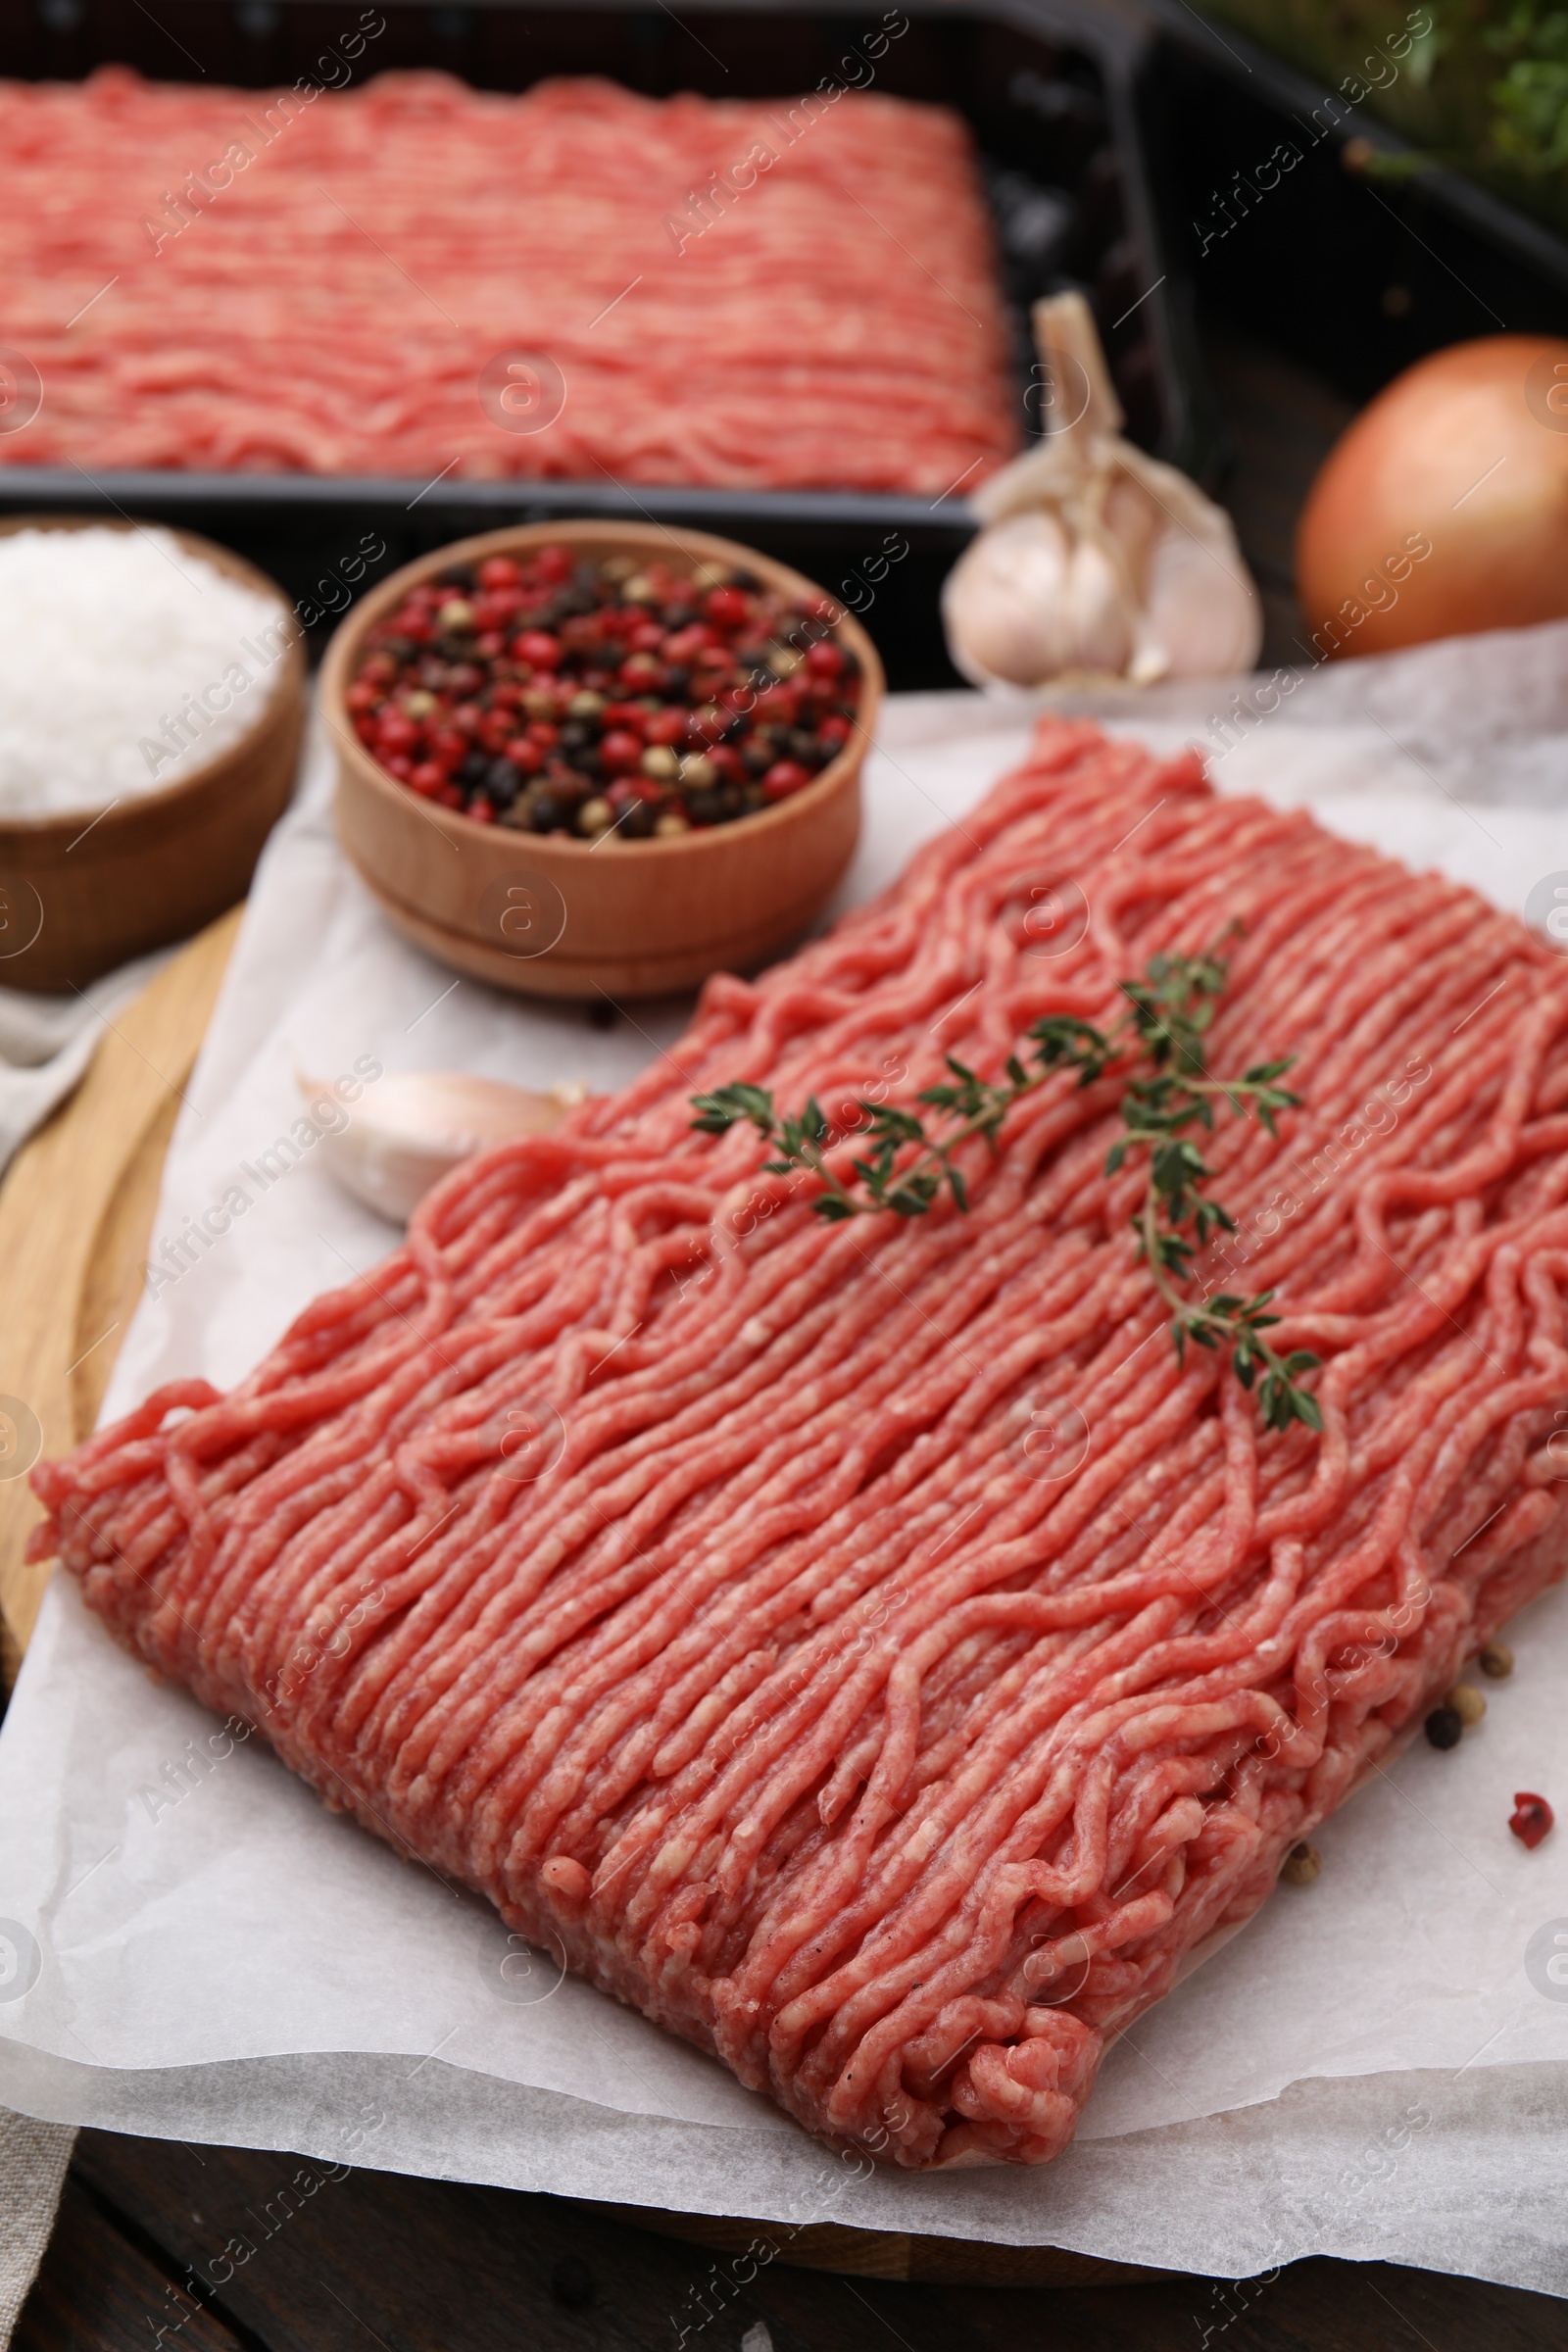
top-left (300, 1070), bottom-right (583, 1224)
top-left (942, 510), bottom-right (1076, 687)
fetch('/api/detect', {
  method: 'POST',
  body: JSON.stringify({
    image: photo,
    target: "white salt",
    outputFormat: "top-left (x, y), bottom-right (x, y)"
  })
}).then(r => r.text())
top-left (0, 524), bottom-right (293, 818)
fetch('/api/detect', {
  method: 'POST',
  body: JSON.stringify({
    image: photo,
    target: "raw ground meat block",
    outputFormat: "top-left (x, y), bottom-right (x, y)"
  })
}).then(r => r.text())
top-left (31, 717), bottom-right (1568, 2167)
top-left (0, 68), bottom-right (1018, 493)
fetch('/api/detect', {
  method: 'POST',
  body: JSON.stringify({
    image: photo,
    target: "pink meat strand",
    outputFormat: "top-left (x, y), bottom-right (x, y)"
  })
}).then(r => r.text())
top-left (0, 68), bottom-right (1018, 494)
top-left (30, 717), bottom-right (1568, 2168)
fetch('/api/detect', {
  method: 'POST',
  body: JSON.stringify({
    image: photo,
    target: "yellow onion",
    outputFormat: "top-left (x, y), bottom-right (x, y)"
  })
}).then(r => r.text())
top-left (1297, 333), bottom-right (1568, 658)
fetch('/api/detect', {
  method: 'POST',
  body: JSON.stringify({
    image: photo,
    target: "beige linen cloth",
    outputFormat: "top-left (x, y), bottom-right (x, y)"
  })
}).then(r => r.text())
top-left (0, 948), bottom-right (172, 1182)
top-left (0, 2108), bottom-right (74, 2340)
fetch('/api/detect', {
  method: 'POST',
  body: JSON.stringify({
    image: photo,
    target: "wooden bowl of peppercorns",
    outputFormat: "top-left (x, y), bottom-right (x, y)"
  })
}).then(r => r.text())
top-left (320, 519), bottom-right (883, 1001)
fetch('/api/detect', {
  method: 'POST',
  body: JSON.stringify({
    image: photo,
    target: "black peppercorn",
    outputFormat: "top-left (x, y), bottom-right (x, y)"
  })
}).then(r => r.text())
top-left (1425, 1705), bottom-right (1463, 1749)
top-left (485, 758), bottom-right (523, 804)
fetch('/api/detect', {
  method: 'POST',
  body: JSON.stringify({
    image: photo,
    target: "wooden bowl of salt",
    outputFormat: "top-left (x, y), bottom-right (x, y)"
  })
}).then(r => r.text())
top-left (0, 515), bottom-right (305, 992)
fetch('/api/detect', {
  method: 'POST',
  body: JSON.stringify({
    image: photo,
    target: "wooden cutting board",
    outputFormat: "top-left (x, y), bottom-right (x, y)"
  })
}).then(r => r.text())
top-left (0, 913), bottom-right (1164, 2288)
top-left (0, 906), bottom-right (243, 1672)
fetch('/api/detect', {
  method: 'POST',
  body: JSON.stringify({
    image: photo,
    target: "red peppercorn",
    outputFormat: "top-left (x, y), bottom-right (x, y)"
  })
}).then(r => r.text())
top-left (452, 703), bottom-right (484, 735)
top-left (753, 683), bottom-right (799, 723)
top-left (430, 728), bottom-right (466, 767)
top-left (817, 714), bottom-right (853, 749)
top-left (477, 710), bottom-right (515, 754)
top-left (762, 760), bottom-right (811, 801)
top-left (383, 753), bottom-right (415, 780)
top-left (664, 623), bottom-right (716, 664)
top-left (467, 797), bottom-right (496, 823)
top-left (375, 710), bottom-right (419, 755)
top-left (708, 744), bottom-right (745, 783)
top-left (806, 640), bottom-right (846, 678)
top-left (352, 714), bottom-right (378, 747)
top-left (534, 545), bottom-right (572, 583)
top-left (629, 620), bottom-right (664, 654)
top-left (475, 630), bottom-right (505, 660)
top-left (618, 653), bottom-right (662, 690)
top-left (703, 585), bottom-right (750, 630)
top-left (477, 555), bottom-right (522, 589)
top-left (1511, 1792), bottom-right (1553, 1848)
top-left (346, 679), bottom-right (381, 714)
top-left (514, 630), bottom-right (563, 669)
top-left (644, 708), bottom-right (690, 747)
top-left (409, 761), bottom-right (446, 797)
top-left (437, 782), bottom-right (464, 808)
top-left (525, 720), bottom-right (560, 750)
top-left (600, 729), bottom-right (645, 776)
top-left (503, 737), bottom-right (544, 775)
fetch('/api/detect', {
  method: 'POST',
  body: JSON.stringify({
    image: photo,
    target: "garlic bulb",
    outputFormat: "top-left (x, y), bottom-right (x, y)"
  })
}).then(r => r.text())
top-left (302, 1070), bottom-right (587, 1224)
top-left (944, 293), bottom-right (1262, 690)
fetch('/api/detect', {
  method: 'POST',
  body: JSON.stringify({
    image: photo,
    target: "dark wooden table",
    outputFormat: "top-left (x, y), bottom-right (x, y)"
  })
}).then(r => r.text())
top-left (19, 2127), bottom-right (1568, 2351)
top-left (11, 315), bottom-right (1560, 2352)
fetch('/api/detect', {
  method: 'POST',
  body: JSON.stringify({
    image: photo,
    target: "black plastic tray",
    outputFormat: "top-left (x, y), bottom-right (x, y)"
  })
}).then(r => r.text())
top-left (1134, 0), bottom-right (1568, 405)
top-left (0, 0), bottom-right (1214, 687)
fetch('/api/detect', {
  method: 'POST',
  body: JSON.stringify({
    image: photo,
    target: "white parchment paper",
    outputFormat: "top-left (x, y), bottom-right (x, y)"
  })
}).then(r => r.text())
top-left (4, 619), bottom-right (1568, 2291)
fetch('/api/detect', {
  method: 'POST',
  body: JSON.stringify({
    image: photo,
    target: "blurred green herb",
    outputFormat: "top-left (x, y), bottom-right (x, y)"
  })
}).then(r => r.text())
top-left (1486, 0), bottom-right (1568, 174)
top-left (692, 951), bottom-right (1321, 1433)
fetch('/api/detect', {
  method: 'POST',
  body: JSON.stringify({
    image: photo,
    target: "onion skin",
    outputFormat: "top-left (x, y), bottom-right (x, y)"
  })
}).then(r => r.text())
top-left (1297, 333), bottom-right (1568, 658)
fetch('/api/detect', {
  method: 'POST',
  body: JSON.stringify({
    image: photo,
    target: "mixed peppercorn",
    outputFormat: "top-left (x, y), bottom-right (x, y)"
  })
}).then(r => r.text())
top-left (345, 543), bottom-right (863, 838)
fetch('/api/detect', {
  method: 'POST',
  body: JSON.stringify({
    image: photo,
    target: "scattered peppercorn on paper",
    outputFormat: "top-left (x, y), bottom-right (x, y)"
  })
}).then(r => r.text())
top-left (5, 626), bottom-right (1568, 2290)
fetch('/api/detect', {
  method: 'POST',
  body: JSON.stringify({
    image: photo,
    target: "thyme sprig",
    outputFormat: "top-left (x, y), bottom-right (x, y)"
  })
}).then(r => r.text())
top-left (691, 952), bottom-right (1322, 1433)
